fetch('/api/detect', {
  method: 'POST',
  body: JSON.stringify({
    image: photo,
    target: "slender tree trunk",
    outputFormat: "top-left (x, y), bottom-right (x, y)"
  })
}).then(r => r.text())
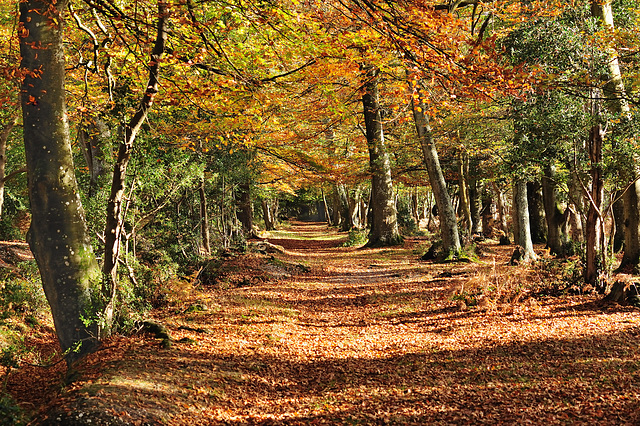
top-left (514, 178), bottom-right (537, 262)
top-left (541, 164), bottom-right (568, 256)
top-left (102, 2), bottom-right (168, 332)
top-left (0, 116), bottom-right (18, 219)
top-left (199, 176), bottom-right (211, 255)
top-left (362, 66), bottom-right (401, 246)
top-left (79, 117), bottom-right (109, 197)
top-left (584, 124), bottom-right (605, 288)
top-left (411, 84), bottom-right (461, 256)
top-left (469, 175), bottom-right (482, 235)
top-left (321, 188), bottom-right (332, 226)
top-left (336, 184), bottom-right (352, 231)
top-left (411, 188), bottom-right (420, 227)
top-left (612, 193), bottom-right (624, 253)
top-left (457, 152), bottom-right (472, 235)
top-left (331, 187), bottom-right (342, 228)
top-left (261, 198), bottom-right (277, 231)
top-left (19, 0), bottom-right (100, 364)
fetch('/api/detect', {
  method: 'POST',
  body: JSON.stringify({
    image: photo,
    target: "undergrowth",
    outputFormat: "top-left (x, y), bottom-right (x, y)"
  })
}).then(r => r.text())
top-left (341, 229), bottom-right (368, 247)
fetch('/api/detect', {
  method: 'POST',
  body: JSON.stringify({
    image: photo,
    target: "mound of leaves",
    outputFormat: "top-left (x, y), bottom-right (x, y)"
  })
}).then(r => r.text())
top-left (196, 251), bottom-right (309, 289)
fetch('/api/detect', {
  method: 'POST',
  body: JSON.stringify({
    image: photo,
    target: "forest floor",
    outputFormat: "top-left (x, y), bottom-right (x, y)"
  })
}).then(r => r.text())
top-left (6, 221), bottom-right (640, 425)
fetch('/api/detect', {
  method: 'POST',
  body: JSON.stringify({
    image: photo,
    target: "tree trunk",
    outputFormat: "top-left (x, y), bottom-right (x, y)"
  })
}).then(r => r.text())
top-left (331, 187), bottom-right (342, 228)
top-left (19, 0), bottom-right (100, 364)
top-left (79, 117), bottom-right (109, 197)
top-left (621, 181), bottom-right (640, 271)
top-left (457, 152), bottom-right (472, 235)
top-left (199, 176), bottom-right (211, 255)
top-left (584, 124), bottom-right (605, 288)
top-left (0, 116), bottom-right (18, 219)
top-left (469, 174), bottom-right (482, 235)
top-left (481, 194), bottom-right (494, 237)
top-left (261, 198), bottom-right (277, 231)
top-left (411, 84), bottom-right (461, 256)
top-left (411, 188), bottom-right (420, 227)
top-left (591, 0), bottom-right (639, 272)
top-left (362, 66), bottom-right (401, 246)
top-left (236, 182), bottom-right (254, 237)
top-left (513, 178), bottom-right (537, 262)
top-left (336, 184), bottom-right (352, 231)
top-left (541, 164), bottom-right (568, 256)
top-left (527, 180), bottom-right (546, 244)
top-left (612, 193), bottom-right (624, 253)
top-left (102, 1), bottom-right (168, 332)
top-left (321, 188), bottom-right (332, 226)
top-left (491, 182), bottom-right (508, 236)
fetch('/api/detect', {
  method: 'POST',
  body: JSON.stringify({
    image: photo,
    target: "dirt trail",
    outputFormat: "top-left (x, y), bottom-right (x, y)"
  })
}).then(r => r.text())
top-left (24, 222), bottom-right (640, 424)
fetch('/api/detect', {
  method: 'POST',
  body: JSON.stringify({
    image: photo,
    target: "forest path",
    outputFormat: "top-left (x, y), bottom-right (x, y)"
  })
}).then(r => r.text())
top-left (33, 222), bottom-right (640, 424)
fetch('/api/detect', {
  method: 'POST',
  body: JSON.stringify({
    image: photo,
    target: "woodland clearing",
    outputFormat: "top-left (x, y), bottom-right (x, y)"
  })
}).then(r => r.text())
top-left (5, 221), bottom-right (640, 425)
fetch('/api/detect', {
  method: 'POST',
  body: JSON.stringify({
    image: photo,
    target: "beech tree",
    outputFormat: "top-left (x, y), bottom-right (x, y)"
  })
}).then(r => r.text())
top-left (361, 66), bottom-right (401, 246)
top-left (19, 0), bottom-right (100, 363)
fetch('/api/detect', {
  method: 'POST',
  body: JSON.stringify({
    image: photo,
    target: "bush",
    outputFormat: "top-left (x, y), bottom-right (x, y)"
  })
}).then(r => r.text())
top-left (341, 229), bottom-right (368, 247)
top-left (0, 394), bottom-right (24, 426)
top-left (0, 261), bottom-right (46, 319)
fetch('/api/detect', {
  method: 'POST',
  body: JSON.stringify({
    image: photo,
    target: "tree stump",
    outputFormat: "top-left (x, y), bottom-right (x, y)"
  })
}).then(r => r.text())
top-left (604, 281), bottom-right (640, 307)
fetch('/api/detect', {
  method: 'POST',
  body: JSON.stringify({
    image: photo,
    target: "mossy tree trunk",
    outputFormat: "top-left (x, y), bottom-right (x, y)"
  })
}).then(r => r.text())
top-left (362, 66), bottom-right (401, 246)
top-left (412, 83), bottom-right (461, 257)
top-left (19, 0), bottom-right (100, 364)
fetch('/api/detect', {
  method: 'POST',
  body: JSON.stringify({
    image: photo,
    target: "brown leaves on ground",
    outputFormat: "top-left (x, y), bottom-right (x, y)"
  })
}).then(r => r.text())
top-left (10, 222), bottom-right (640, 425)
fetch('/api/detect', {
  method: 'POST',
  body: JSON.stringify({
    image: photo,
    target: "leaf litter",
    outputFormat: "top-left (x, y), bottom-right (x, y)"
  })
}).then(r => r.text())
top-left (7, 222), bottom-right (640, 424)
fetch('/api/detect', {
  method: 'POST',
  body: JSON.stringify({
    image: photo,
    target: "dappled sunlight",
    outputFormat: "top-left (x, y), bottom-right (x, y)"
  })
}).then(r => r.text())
top-left (27, 222), bottom-right (640, 424)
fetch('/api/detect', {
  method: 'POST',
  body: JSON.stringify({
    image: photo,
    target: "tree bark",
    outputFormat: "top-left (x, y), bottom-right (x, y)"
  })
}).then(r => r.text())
top-left (527, 180), bottom-right (546, 244)
top-left (612, 193), bottom-right (624, 253)
top-left (621, 181), bottom-right (640, 270)
top-left (491, 182), bottom-right (508, 236)
top-left (79, 117), bottom-right (109, 197)
top-left (321, 188), bottom-right (332, 226)
top-left (584, 124), bottom-right (605, 288)
top-left (591, 0), bottom-right (639, 272)
top-left (457, 152), bottom-right (472, 235)
top-left (362, 66), bottom-right (401, 246)
top-left (541, 164), bottom-right (568, 256)
top-left (261, 198), bottom-right (277, 231)
top-left (199, 176), bottom-right (211, 255)
top-left (236, 182), bottom-right (254, 237)
top-left (19, 0), bottom-right (100, 364)
top-left (412, 84), bottom-right (461, 256)
top-left (0, 116), bottom-right (18, 219)
top-left (102, 1), bottom-right (168, 331)
top-left (513, 178), bottom-right (537, 262)
top-left (469, 174), bottom-right (482, 235)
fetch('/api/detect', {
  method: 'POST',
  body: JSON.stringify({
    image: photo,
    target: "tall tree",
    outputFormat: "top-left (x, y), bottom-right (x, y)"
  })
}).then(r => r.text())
top-left (102, 1), bottom-right (169, 329)
top-left (19, 0), bottom-right (100, 363)
top-left (513, 178), bottom-right (537, 262)
top-left (590, 0), bottom-right (639, 272)
top-left (412, 83), bottom-right (461, 256)
top-left (362, 66), bottom-right (401, 246)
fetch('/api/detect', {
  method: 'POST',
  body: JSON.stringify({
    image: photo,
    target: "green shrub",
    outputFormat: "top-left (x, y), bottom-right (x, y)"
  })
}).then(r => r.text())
top-left (0, 394), bottom-right (24, 426)
top-left (0, 261), bottom-right (46, 319)
top-left (341, 229), bottom-right (368, 247)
